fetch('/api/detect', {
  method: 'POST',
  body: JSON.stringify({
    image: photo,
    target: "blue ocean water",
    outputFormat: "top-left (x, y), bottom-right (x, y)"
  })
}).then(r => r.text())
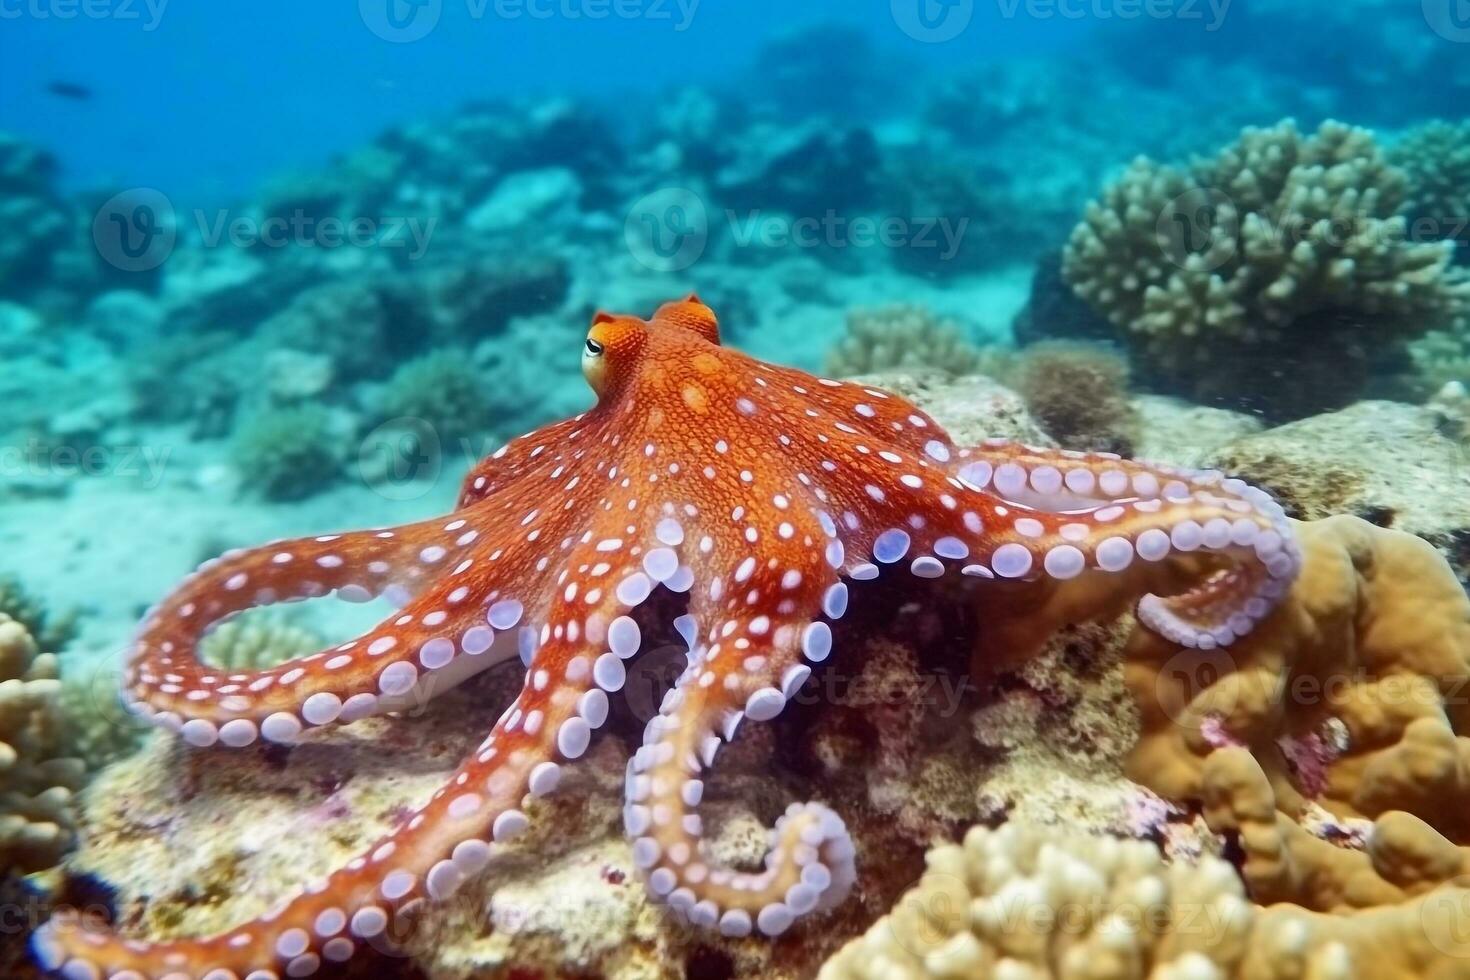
top-left (0, 0), bottom-right (1464, 678)
top-left (3, 0), bottom-right (1097, 197)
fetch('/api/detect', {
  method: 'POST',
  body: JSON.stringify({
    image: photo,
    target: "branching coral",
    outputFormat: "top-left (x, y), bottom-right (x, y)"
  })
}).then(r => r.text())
top-left (377, 349), bottom-right (493, 445)
top-left (197, 615), bottom-right (323, 672)
top-left (1409, 308), bottom-right (1470, 393)
top-left (231, 405), bottom-right (341, 502)
top-left (1062, 119), bottom-right (1470, 420)
top-left (1012, 341), bottom-right (1139, 455)
top-left (0, 575), bottom-right (76, 653)
top-left (1390, 120), bottom-right (1470, 249)
top-left (0, 614), bottom-right (84, 874)
top-left (57, 664), bottom-right (147, 773)
top-left (826, 305), bottom-right (981, 377)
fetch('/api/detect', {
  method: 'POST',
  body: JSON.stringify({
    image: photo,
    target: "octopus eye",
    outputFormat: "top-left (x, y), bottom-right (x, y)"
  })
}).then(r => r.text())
top-left (584, 338), bottom-right (604, 357)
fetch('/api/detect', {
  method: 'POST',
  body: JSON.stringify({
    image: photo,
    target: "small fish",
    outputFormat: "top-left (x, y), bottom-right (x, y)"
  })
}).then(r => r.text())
top-left (45, 81), bottom-right (93, 101)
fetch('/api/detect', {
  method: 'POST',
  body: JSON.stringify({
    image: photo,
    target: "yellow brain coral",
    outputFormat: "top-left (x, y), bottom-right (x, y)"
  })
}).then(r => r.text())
top-left (1125, 515), bottom-right (1470, 834)
top-left (819, 822), bottom-right (1470, 980)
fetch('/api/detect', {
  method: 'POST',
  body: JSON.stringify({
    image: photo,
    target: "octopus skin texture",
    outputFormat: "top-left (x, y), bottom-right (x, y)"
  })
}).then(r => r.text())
top-left (34, 296), bottom-right (1301, 979)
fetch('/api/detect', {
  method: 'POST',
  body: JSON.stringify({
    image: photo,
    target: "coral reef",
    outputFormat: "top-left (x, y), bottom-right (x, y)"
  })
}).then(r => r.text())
top-left (825, 305), bottom-right (980, 377)
top-left (0, 614), bottom-right (84, 875)
top-left (198, 615), bottom-right (324, 673)
top-left (818, 821), bottom-right (1470, 979)
top-left (376, 349), bottom-right (493, 445)
top-left (1125, 515), bottom-right (1470, 833)
top-left (10, 30), bottom-right (1470, 976)
top-left (715, 121), bottom-right (881, 222)
top-left (56, 666), bottom-right (147, 774)
top-left (0, 575), bottom-right (77, 654)
top-left (254, 278), bottom-right (415, 382)
top-left (1061, 119), bottom-right (1470, 420)
top-left (1390, 119), bottom-right (1470, 250)
top-left (1410, 308), bottom-right (1470, 395)
top-left (1011, 341), bottom-right (1139, 455)
top-left (39, 303), bottom-right (1305, 979)
top-left (58, 617), bottom-right (324, 773)
top-left (1127, 396), bottom-right (1262, 468)
top-left (0, 135), bottom-right (87, 309)
top-left (231, 404), bottom-right (342, 502)
top-left (38, 356), bottom-right (1470, 977)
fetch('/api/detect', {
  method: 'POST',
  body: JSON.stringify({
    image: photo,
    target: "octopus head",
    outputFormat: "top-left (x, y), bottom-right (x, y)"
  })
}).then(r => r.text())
top-left (582, 293), bottom-right (722, 400)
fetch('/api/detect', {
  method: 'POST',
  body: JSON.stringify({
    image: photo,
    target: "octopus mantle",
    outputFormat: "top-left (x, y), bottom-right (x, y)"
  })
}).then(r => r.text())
top-left (36, 297), bottom-right (1300, 980)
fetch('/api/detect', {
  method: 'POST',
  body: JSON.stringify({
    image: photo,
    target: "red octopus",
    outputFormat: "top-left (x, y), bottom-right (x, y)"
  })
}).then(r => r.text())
top-left (36, 297), bottom-right (1300, 979)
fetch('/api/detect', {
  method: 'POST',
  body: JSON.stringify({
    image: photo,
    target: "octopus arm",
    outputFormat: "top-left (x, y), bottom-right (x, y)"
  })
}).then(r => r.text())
top-left (941, 443), bottom-right (1303, 649)
top-left (624, 558), bottom-right (856, 938)
top-left (36, 599), bottom-right (610, 980)
top-left (122, 514), bottom-right (535, 748)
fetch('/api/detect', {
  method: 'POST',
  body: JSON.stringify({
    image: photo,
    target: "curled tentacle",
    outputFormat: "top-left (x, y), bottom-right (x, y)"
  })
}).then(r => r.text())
top-left (122, 515), bottom-right (543, 747)
top-left (625, 562), bottom-right (855, 938)
top-left (947, 442), bottom-right (1299, 648)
